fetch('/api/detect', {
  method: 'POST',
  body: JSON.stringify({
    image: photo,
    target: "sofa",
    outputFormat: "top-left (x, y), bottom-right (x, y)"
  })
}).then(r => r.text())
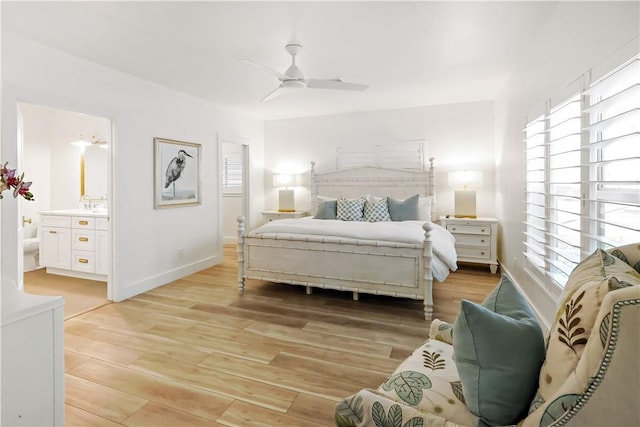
top-left (335, 244), bottom-right (640, 427)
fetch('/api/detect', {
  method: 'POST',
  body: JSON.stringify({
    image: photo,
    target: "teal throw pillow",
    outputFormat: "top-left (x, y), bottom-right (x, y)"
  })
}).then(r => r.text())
top-left (387, 194), bottom-right (419, 221)
top-left (452, 274), bottom-right (545, 426)
top-left (314, 197), bottom-right (337, 219)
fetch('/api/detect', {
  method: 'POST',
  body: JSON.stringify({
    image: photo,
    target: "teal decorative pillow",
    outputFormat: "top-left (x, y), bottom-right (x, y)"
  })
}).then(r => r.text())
top-left (336, 197), bottom-right (365, 221)
top-left (452, 274), bottom-right (545, 426)
top-left (363, 197), bottom-right (391, 222)
top-left (314, 196), bottom-right (337, 219)
top-left (387, 194), bottom-right (419, 221)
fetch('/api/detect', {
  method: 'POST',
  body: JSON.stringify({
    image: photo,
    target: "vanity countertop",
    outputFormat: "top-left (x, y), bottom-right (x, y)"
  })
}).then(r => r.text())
top-left (39, 209), bottom-right (108, 217)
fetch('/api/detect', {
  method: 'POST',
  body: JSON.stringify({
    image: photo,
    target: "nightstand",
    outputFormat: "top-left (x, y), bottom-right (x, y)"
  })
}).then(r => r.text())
top-left (440, 216), bottom-right (498, 274)
top-left (261, 210), bottom-right (307, 222)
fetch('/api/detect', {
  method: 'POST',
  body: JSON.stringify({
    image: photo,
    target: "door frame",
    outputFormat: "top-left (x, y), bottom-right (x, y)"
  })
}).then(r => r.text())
top-left (217, 134), bottom-right (250, 258)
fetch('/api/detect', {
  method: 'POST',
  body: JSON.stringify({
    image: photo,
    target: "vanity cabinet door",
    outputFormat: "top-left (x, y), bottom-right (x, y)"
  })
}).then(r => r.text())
top-left (40, 227), bottom-right (71, 270)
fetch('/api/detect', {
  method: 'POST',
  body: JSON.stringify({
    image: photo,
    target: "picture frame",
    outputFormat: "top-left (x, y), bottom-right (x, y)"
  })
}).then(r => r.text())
top-left (154, 137), bottom-right (201, 208)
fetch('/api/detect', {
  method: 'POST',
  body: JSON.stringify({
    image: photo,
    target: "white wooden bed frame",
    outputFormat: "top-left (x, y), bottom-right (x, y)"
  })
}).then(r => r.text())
top-left (237, 158), bottom-right (437, 320)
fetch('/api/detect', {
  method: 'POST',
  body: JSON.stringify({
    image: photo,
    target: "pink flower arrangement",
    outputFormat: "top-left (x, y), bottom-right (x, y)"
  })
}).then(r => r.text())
top-left (0, 162), bottom-right (34, 201)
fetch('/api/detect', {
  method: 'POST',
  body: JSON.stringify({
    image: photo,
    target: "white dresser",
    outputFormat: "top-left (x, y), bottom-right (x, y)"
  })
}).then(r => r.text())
top-left (440, 216), bottom-right (498, 274)
top-left (1, 281), bottom-right (64, 426)
top-left (39, 209), bottom-right (109, 281)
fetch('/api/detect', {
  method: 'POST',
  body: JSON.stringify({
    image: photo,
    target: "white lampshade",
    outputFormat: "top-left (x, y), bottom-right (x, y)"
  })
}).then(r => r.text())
top-left (448, 170), bottom-right (484, 190)
top-left (273, 174), bottom-right (294, 188)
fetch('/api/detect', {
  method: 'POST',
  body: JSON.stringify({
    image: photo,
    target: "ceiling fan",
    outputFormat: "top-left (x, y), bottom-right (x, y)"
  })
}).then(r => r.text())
top-left (242, 43), bottom-right (368, 103)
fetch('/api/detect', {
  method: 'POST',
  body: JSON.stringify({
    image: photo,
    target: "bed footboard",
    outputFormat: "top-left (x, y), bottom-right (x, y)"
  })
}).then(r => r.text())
top-left (237, 217), bottom-right (435, 321)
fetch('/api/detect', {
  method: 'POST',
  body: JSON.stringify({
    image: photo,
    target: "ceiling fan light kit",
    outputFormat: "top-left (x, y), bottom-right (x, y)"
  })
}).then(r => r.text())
top-left (243, 42), bottom-right (368, 102)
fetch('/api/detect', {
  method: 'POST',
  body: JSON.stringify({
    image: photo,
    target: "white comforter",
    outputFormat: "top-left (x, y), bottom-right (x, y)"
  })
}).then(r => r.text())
top-left (250, 218), bottom-right (458, 282)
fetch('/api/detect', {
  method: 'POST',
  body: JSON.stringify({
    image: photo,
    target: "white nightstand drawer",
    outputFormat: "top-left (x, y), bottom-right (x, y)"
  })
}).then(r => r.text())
top-left (455, 234), bottom-right (491, 247)
top-left (446, 224), bottom-right (491, 235)
top-left (457, 246), bottom-right (491, 260)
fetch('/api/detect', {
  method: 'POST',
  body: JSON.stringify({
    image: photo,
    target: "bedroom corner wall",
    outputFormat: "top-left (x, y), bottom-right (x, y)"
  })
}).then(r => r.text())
top-left (264, 101), bottom-right (496, 220)
top-left (1, 33), bottom-right (265, 301)
top-left (494, 1), bottom-right (640, 324)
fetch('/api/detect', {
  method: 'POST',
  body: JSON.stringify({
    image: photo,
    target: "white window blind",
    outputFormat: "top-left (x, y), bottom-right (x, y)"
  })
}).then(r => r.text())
top-left (584, 56), bottom-right (640, 249)
top-left (524, 54), bottom-right (640, 289)
top-left (223, 154), bottom-right (243, 194)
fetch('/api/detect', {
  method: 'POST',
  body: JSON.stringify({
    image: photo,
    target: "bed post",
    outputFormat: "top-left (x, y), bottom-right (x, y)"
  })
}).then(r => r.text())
top-left (237, 216), bottom-right (246, 295)
top-left (310, 161), bottom-right (317, 214)
top-left (428, 157), bottom-right (436, 222)
top-left (422, 221), bottom-right (434, 320)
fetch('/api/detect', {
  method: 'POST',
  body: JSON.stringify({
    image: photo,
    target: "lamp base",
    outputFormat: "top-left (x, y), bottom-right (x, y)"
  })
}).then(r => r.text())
top-left (278, 189), bottom-right (295, 212)
top-left (454, 190), bottom-right (477, 219)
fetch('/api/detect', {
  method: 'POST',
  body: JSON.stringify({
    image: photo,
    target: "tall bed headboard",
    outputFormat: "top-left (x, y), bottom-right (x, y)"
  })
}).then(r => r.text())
top-left (310, 157), bottom-right (436, 221)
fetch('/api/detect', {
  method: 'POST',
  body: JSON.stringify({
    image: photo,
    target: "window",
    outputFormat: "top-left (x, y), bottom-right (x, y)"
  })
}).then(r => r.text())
top-left (222, 153), bottom-right (243, 194)
top-left (524, 54), bottom-right (639, 290)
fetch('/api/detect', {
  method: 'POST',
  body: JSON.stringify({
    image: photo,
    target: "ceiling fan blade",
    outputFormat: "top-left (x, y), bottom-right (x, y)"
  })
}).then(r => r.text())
top-left (306, 78), bottom-right (368, 91)
top-left (260, 85), bottom-right (284, 103)
top-left (241, 59), bottom-right (288, 81)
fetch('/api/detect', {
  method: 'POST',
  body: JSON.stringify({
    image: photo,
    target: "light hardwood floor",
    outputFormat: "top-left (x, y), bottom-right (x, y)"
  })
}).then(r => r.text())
top-left (24, 269), bottom-right (109, 319)
top-left (63, 245), bottom-right (499, 426)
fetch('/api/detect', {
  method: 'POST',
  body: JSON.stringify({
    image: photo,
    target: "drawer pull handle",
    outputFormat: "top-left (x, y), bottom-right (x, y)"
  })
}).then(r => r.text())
top-left (481, 239), bottom-right (485, 243)
top-left (481, 252), bottom-right (486, 255)
top-left (49, 230), bottom-right (57, 234)
top-left (451, 227), bottom-right (456, 231)
top-left (78, 237), bottom-right (89, 242)
top-left (78, 220), bottom-right (89, 225)
top-left (78, 258), bottom-right (89, 264)
top-left (481, 229), bottom-right (485, 232)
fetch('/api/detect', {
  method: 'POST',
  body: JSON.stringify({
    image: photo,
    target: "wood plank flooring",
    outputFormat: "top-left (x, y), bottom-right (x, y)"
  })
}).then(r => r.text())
top-left (64, 245), bottom-right (499, 426)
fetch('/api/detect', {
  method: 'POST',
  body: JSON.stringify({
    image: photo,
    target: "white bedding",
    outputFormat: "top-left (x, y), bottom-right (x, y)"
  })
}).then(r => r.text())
top-left (251, 218), bottom-right (458, 282)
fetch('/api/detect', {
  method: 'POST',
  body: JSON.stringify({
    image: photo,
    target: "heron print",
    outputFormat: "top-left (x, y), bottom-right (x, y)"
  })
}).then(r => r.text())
top-left (165, 149), bottom-right (193, 197)
top-left (155, 138), bottom-right (201, 207)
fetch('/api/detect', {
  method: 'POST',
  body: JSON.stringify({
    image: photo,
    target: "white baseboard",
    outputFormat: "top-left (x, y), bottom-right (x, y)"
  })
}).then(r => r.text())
top-left (223, 236), bottom-right (237, 244)
top-left (113, 254), bottom-right (222, 302)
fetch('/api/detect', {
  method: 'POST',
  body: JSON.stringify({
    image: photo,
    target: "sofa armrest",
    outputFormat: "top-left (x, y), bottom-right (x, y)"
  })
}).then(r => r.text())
top-left (429, 319), bottom-right (454, 345)
top-left (564, 286), bottom-right (640, 426)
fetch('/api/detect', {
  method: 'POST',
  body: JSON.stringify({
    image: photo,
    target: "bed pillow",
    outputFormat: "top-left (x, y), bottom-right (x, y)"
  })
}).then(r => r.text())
top-left (363, 197), bottom-right (391, 222)
top-left (418, 196), bottom-right (433, 221)
top-left (387, 194), bottom-right (420, 221)
top-left (337, 197), bottom-right (365, 221)
top-left (452, 274), bottom-right (545, 426)
top-left (314, 196), bottom-right (337, 219)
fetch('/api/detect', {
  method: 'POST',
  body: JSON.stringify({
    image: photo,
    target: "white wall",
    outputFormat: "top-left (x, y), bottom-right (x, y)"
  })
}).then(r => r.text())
top-left (1, 33), bottom-right (265, 298)
top-left (494, 1), bottom-right (639, 327)
top-left (264, 101), bottom-right (495, 219)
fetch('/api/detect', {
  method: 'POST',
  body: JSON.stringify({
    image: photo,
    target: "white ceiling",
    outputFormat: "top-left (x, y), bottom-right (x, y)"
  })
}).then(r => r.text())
top-left (2, 1), bottom-right (558, 120)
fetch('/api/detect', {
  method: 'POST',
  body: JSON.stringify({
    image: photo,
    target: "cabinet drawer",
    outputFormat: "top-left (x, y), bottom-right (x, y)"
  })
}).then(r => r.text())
top-left (40, 215), bottom-right (71, 228)
top-left (72, 230), bottom-right (96, 251)
top-left (72, 251), bottom-right (95, 273)
top-left (457, 246), bottom-right (491, 260)
top-left (95, 217), bottom-right (109, 231)
top-left (72, 216), bottom-right (96, 229)
top-left (446, 224), bottom-right (491, 235)
top-left (455, 234), bottom-right (491, 247)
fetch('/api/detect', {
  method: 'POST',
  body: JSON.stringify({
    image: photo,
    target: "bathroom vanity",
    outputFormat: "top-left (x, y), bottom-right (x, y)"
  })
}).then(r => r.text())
top-left (39, 209), bottom-right (109, 281)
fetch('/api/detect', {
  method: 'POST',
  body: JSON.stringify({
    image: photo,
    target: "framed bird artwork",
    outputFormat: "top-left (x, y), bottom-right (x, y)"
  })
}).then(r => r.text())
top-left (154, 137), bottom-right (201, 208)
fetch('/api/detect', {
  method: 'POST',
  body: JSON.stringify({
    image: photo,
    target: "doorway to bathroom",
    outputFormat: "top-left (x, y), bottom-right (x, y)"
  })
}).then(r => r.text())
top-left (220, 135), bottom-right (250, 256)
top-left (19, 102), bottom-right (112, 319)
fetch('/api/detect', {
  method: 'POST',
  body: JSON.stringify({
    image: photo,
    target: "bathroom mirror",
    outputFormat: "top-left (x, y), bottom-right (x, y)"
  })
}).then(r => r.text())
top-left (84, 143), bottom-right (108, 198)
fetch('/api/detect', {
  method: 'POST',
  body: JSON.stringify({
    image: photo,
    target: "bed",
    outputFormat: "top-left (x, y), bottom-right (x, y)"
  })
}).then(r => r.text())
top-left (236, 158), bottom-right (457, 320)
